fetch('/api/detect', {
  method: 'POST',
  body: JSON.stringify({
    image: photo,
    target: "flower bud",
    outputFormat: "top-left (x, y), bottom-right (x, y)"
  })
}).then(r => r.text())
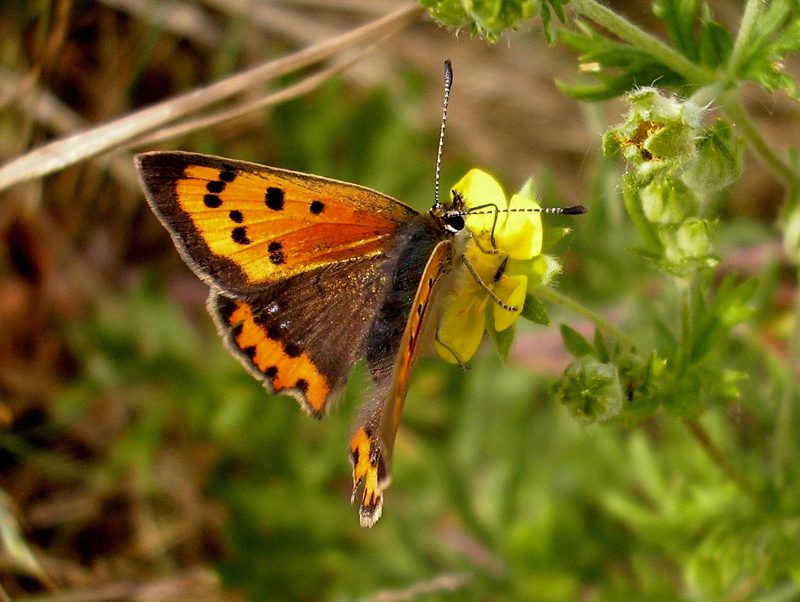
top-left (557, 356), bottom-right (624, 424)
top-left (640, 178), bottom-right (698, 225)
top-left (603, 87), bottom-right (704, 183)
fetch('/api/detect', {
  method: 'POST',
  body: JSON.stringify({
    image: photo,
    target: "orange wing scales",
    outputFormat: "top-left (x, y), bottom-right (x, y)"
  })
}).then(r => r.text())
top-left (225, 300), bottom-right (330, 416)
top-left (174, 165), bottom-right (406, 285)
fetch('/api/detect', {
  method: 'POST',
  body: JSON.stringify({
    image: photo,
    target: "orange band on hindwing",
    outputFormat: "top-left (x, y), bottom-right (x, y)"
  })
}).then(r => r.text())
top-left (219, 297), bottom-right (331, 416)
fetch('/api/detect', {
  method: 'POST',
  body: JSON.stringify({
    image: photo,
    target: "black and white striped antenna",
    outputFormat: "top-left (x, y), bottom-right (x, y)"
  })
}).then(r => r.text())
top-left (433, 59), bottom-right (453, 209)
top-left (434, 60), bottom-right (587, 217)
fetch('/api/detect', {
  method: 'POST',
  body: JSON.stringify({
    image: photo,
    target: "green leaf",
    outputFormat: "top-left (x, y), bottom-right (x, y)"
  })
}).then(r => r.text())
top-left (734, 0), bottom-right (800, 97)
top-left (651, 0), bottom-right (732, 68)
top-left (541, 0), bottom-right (569, 44)
top-left (521, 293), bottom-right (551, 325)
top-left (593, 328), bottom-right (610, 362)
top-left (653, 0), bottom-right (701, 62)
top-left (560, 324), bottom-right (594, 357)
top-left (697, 14), bottom-right (733, 67)
top-left (557, 22), bottom-right (686, 101)
top-left (420, 0), bottom-right (541, 41)
top-left (681, 119), bottom-right (743, 194)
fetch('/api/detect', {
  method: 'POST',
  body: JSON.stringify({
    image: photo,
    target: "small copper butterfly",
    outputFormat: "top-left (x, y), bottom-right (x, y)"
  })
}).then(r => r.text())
top-left (135, 61), bottom-right (585, 527)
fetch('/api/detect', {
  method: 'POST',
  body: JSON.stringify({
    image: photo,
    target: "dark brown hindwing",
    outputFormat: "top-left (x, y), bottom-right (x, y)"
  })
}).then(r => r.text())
top-left (209, 255), bottom-right (392, 416)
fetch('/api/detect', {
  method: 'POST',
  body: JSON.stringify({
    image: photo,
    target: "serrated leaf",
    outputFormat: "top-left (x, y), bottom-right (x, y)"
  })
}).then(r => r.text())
top-left (734, 0), bottom-right (800, 97)
top-left (557, 22), bottom-right (687, 101)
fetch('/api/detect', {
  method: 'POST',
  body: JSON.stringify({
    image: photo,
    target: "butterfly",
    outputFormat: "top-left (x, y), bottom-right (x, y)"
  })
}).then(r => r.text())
top-left (135, 61), bottom-right (585, 527)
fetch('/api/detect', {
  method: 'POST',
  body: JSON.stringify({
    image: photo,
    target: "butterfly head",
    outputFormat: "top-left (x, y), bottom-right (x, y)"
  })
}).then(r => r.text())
top-left (430, 189), bottom-right (468, 235)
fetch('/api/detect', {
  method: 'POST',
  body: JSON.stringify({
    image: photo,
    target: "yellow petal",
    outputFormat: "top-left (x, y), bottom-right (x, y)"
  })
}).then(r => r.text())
top-left (464, 238), bottom-right (504, 284)
top-left (452, 169), bottom-right (508, 238)
top-left (496, 194), bottom-right (543, 260)
top-left (493, 274), bottom-right (527, 331)
top-left (435, 293), bottom-right (488, 364)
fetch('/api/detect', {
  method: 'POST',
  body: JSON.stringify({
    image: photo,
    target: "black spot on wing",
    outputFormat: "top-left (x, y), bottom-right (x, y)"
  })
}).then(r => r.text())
top-left (219, 169), bottom-right (237, 182)
top-left (284, 342), bottom-right (302, 358)
top-left (204, 194), bottom-right (222, 208)
top-left (232, 226), bottom-right (251, 245)
top-left (268, 241), bottom-right (286, 265)
top-left (265, 187), bottom-right (284, 210)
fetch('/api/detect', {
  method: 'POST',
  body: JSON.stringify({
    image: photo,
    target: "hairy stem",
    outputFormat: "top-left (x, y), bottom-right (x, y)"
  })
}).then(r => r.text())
top-left (721, 92), bottom-right (800, 189)
top-left (725, 0), bottom-right (761, 80)
top-left (570, 0), bottom-right (715, 86)
top-left (536, 286), bottom-right (637, 349)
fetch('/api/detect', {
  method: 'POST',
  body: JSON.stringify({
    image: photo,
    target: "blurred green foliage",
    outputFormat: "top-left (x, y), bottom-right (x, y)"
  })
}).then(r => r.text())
top-left (3, 0), bottom-right (800, 600)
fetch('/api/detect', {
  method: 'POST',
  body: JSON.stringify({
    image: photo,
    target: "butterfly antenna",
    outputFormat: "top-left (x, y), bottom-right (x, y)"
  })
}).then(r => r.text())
top-left (434, 59), bottom-right (453, 208)
top-left (467, 203), bottom-right (588, 217)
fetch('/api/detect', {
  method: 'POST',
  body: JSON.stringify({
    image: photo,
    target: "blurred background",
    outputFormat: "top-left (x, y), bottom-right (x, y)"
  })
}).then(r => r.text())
top-left (1, 1), bottom-right (798, 600)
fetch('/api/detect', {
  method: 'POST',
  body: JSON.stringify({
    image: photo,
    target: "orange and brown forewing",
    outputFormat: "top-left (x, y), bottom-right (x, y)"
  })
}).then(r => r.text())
top-left (136, 151), bottom-right (416, 295)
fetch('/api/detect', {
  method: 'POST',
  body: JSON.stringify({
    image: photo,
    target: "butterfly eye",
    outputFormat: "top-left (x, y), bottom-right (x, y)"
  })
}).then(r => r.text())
top-left (444, 213), bottom-right (465, 233)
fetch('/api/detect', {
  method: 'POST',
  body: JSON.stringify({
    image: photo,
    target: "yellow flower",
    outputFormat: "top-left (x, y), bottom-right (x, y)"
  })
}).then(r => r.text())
top-left (435, 169), bottom-right (543, 364)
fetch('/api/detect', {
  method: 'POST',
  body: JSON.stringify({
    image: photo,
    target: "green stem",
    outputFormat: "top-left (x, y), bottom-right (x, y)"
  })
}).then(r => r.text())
top-left (725, 0), bottom-right (761, 80)
top-left (570, 0), bottom-right (715, 86)
top-left (721, 92), bottom-right (800, 189)
top-left (683, 419), bottom-right (764, 509)
top-left (773, 264), bottom-right (800, 487)
top-left (676, 277), bottom-right (693, 374)
top-left (536, 286), bottom-right (637, 349)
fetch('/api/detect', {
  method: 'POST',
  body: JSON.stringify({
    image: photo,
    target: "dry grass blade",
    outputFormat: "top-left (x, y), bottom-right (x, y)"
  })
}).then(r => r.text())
top-left (19, 568), bottom-right (222, 602)
top-left (0, 492), bottom-right (48, 586)
top-left (100, 0), bottom-right (222, 47)
top-left (0, 2), bottom-right (424, 192)
top-left (358, 572), bottom-right (472, 602)
top-left (128, 47), bottom-right (373, 149)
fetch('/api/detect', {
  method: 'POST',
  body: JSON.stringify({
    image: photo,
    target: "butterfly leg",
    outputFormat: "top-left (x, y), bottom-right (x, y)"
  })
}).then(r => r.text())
top-left (434, 329), bottom-right (468, 370)
top-left (464, 201), bottom-right (502, 249)
top-left (460, 253), bottom-right (518, 312)
top-left (469, 233), bottom-right (505, 256)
